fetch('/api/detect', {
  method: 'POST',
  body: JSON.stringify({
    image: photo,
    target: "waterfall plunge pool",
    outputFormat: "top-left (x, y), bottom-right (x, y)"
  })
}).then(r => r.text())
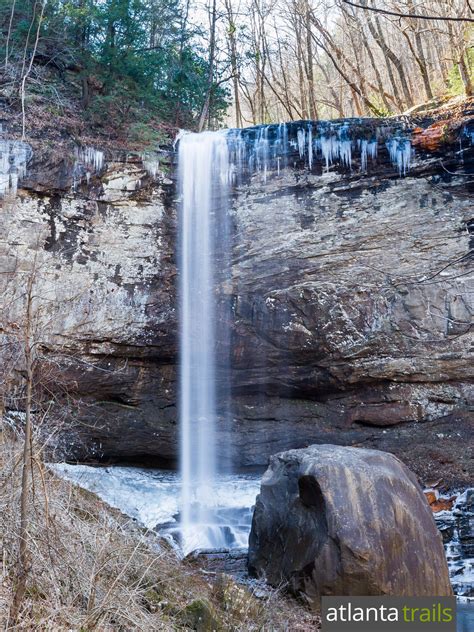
top-left (49, 463), bottom-right (261, 555)
top-left (49, 464), bottom-right (473, 612)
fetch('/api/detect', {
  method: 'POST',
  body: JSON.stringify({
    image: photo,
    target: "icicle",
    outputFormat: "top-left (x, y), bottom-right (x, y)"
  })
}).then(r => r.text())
top-left (360, 139), bottom-right (377, 172)
top-left (75, 146), bottom-right (104, 172)
top-left (282, 123), bottom-right (289, 151)
top-left (360, 139), bottom-right (368, 171)
top-left (339, 140), bottom-right (352, 168)
top-left (319, 134), bottom-right (344, 171)
top-left (368, 140), bottom-right (377, 161)
top-left (313, 137), bottom-right (321, 159)
top-left (72, 145), bottom-right (105, 190)
top-left (272, 123), bottom-right (287, 175)
top-left (141, 153), bottom-right (160, 178)
top-left (386, 138), bottom-right (411, 175)
top-left (281, 123), bottom-right (289, 170)
top-left (337, 123), bottom-right (352, 169)
top-left (308, 125), bottom-right (313, 170)
top-left (0, 140), bottom-right (31, 198)
top-left (190, 121), bottom-right (409, 184)
top-left (297, 128), bottom-right (306, 158)
top-left (226, 129), bottom-right (246, 184)
top-left (320, 136), bottom-right (332, 171)
top-left (255, 126), bottom-right (270, 182)
top-left (236, 130), bottom-right (246, 169)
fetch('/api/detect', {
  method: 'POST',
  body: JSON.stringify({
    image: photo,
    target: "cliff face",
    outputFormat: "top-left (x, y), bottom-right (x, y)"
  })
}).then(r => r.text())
top-left (1, 104), bottom-right (473, 487)
top-left (229, 140), bottom-right (473, 484)
top-left (1, 147), bottom-right (178, 461)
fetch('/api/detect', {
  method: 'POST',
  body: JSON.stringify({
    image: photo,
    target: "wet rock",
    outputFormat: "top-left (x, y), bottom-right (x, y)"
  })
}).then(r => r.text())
top-left (456, 489), bottom-right (474, 558)
top-left (248, 444), bottom-right (453, 606)
top-left (438, 490), bottom-right (474, 598)
top-left (425, 490), bottom-right (457, 513)
top-left (435, 512), bottom-right (456, 544)
top-left (185, 548), bottom-right (248, 575)
top-left (412, 121), bottom-right (450, 151)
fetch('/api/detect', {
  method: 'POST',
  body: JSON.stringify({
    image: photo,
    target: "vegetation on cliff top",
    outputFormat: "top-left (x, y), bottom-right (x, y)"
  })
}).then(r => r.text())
top-left (0, 0), bottom-right (230, 144)
top-left (0, 1), bottom-right (472, 146)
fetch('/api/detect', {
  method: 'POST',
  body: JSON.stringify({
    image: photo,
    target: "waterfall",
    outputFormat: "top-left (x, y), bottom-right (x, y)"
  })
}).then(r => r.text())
top-left (178, 131), bottom-right (232, 553)
top-left (176, 120), bottom-right (413, 554)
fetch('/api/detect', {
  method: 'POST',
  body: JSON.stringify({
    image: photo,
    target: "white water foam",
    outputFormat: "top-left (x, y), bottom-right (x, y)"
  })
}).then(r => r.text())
top-left (49, 464), bottom-right (260, 553)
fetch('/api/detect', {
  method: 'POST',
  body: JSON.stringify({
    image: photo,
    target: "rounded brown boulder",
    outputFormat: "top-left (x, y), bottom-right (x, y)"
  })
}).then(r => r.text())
top-left (248, 444), bottom-right (452, 605)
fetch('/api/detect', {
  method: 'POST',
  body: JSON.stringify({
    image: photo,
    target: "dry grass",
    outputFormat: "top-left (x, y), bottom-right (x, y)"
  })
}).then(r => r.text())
top-left (0, 426), bottom-right (320, 631)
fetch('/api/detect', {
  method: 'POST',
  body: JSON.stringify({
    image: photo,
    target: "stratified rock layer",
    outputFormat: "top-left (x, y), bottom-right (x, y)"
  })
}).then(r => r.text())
top-left (0, 149), bottom-right (178, 463)
top-left (248, 444), bottom-right (453, 604)
top-left (0, 105), bottom-right (473, 485)
top-left (228, 150), bottom-right (473, 471)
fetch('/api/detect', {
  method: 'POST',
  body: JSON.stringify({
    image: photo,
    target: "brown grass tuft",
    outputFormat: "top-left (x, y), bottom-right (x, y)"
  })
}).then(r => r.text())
top-left (0, 426), bottom-right (320, 631)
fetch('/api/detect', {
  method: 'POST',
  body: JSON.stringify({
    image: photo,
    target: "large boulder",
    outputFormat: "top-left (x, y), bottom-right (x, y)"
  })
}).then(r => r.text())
top-left (248, 444), bottom-right (452, 605)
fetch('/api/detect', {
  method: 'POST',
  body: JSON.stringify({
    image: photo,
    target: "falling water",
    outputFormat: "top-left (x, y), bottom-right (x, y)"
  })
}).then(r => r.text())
top-left (178, 131), bottom-right (232, 553)
top-left (177, 120), bottom-right (413, 554)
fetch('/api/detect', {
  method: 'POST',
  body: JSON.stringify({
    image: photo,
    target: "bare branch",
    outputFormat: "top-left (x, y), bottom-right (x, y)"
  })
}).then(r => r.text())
top-left (340, 0), bottom-right (474, 23)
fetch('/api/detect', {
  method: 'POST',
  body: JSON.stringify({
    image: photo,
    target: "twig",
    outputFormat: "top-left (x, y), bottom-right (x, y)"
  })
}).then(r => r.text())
top-left (340, 0), bottom-right (474, 22)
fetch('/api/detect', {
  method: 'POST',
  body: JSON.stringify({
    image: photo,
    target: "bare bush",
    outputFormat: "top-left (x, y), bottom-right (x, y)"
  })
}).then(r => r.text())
top-left (0, 427), bottom-right (320, 630)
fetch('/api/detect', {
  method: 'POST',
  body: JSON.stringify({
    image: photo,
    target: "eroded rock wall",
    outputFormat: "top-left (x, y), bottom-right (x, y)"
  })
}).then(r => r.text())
top-left (1, 149), bottom-right (179, 463)
top-left (1, 111), bottom-right (473, 486)
top-left (228, 152), bottom-right (473, 482)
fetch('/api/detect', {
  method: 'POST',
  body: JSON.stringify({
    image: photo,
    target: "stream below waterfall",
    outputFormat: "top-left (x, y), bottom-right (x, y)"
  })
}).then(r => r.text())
top-left (50, 464), bottom-right (260, 554)
top-left (50, 464), bottom-right (473, 610)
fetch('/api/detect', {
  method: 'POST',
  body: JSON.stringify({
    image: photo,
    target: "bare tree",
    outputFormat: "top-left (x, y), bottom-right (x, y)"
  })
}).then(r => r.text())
top-left (223, 0), bottom-right (471, 123)
top-left (9, 262), bottom-right (35, 623)
top-left (19, 0), bottom-right (46, 139)
top-left (224, 0), bottom-right (244, 127)
top-left (340, 0), bottom-right (474, 22)
top-left (198, 0), bottom-right (218, 131)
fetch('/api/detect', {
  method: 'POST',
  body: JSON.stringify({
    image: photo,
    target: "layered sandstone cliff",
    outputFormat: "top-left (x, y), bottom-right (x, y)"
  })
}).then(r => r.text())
top-left (1, 101), bottom-right (472, 488)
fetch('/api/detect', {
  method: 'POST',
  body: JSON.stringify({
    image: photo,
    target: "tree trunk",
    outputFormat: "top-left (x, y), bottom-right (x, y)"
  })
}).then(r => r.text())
top-left (458, 52), bottom-right (473, 96)
top-left (224, 0), bottom-right (243, 128)
top-left (198, 0), bottom-right (217, 132)
top-left (309, 17), bottom-right (383, 115)
top-left (10, 274), bottom-right (34, 623)
top-left (305, 1), bottom-right (317, 119)
top-left (318, 60), bottom-right (344, 116)
top-left (371, 9), bottom-right (414, 108)
top-left (361, 1), bottom-right (405, 110)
